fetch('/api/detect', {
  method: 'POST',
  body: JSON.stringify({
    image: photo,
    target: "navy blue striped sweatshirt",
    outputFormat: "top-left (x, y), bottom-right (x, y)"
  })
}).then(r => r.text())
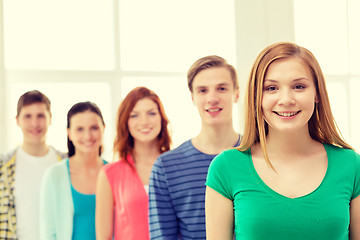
top-left (149, 138), bottom-right (241, 239)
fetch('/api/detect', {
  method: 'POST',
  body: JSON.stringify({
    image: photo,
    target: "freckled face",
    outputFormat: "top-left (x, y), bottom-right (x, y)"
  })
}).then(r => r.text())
top-left (128, 98), bottom-right (162, 144)
top-left (262, 57), bottom-right (318, 135)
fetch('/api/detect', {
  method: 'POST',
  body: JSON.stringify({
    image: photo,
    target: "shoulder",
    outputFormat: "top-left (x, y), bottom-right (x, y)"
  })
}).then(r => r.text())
top-left (103, 158), bottom-right (133, 177)
top-left (43, 158), bottom-right (68, 179)
top-left (324, 144), bottom-right (360, 177)
top-left (49, 146), bottom-right (67, 159)
top-left (103, 159), bottom-right (124, 173)
top-left (216, 148), bottom-right (250, 161)
top-left (210, 148), bottom-right (250, 169)
top-left (0, 148), bottom-right (18, 173)
top-left (156, 140), bottom-right (196, 162)
top-left (1, 148), bottom-right (18, 164)
top-left (163, 140), bottom-right (195, 156)
top-left (324, 144), bottom-right (359, 162)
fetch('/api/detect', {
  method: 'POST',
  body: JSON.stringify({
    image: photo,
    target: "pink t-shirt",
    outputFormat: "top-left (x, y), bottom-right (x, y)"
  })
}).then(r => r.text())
top-left (103, 155), bottom-right (149, 240)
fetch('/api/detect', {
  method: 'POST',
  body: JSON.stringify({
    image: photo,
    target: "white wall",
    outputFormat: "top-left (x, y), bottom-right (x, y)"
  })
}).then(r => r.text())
top-left (235, 0), bottom-right (295, 134)
top-left (1, 0), bottom-right (358, 153)
top-left (0, 0), bottom-right (6, 153)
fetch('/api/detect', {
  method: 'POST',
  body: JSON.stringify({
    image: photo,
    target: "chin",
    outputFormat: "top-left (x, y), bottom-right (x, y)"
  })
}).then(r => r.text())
top-left (207, 117), bottom-right (230, 125)
top-left (28, 137), bottom-right (45, 143)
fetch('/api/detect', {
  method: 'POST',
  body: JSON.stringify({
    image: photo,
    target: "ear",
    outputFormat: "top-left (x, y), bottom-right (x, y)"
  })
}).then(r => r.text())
top-left (16, 116), bottom-right (20, 126)
top-left (234, 87), bottom-right (240, 103)
top-left (315, 95), bottom-right (319, 103)
top-left (191, 92), bottom-right (195, 105)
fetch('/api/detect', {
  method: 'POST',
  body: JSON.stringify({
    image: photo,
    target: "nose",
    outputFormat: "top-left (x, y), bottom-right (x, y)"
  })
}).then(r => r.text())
top-left (84, 129), bottom-right (92, 140)
top-left (139, 114), bottom-right (149, 126)
top-left (207, 89), bottom-right (220, 105)
top-left (278, 89), bottom-right (295, 106)
top-left (30, 117), bottom-right (40, 127)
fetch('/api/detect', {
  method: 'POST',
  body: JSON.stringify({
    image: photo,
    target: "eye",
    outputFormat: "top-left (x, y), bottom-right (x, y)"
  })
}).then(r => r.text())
top-left (76, 127), bottom-right (84, 132)
top-left (294, 84), bottom-right (306, 90)
top-left (91, 126), bottom-right (99, 130)
top-left (149, 111), bottom-right (157, 116)
top-left (264, 85), bottom-right (277, 91)
top-left (198, 88), bottom-right (207, 94)
top-left (218, 87), bottom-right (227, 92)
top-left (129, 114), bottom-right (138, 118)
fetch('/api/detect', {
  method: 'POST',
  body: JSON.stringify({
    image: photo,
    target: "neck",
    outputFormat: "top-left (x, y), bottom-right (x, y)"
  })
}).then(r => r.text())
top-left (193, 123), bottom-right (239, 154)
top-left (132, 141), bottom-right (160, 163)
top-left (265, 129), bottom-right (319, 157)
top-left (21, 141), bottom-right (49, 156)
top-left (70, 151), bottom-right (102, 168)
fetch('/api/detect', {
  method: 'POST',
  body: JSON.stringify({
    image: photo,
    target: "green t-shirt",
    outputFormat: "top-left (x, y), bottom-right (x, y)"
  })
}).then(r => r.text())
top-left (206, 144), bottom-right (360, 240)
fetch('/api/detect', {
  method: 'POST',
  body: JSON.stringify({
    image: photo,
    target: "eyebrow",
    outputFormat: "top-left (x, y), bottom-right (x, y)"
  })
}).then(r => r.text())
top-left (264, 77), bottom-right (311, 83)
top-left (195, 82), bottom-right (231, 89)
top-left (130, 108), bottom-right (157, 113)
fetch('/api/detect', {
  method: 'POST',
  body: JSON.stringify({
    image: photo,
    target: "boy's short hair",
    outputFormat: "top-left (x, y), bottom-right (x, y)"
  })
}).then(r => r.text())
top-left (17, 90), bottom-right (51, 117)
top-left (187, 55), bottom-right (239, 92)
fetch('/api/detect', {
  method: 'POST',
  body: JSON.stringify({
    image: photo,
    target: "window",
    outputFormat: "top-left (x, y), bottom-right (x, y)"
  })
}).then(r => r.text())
top-left (2, 0), bottom-right (238, 157)
top-left (119, 0), bottom-right (237, 72)
top-left (3, 0), bottom-right (115, 70)
top-left (294, 0), bottom-right (360, 150)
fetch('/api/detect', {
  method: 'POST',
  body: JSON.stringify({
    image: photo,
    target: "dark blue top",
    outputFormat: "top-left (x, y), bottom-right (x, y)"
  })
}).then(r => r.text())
top-left (149, 136), bottom-right (241, 239)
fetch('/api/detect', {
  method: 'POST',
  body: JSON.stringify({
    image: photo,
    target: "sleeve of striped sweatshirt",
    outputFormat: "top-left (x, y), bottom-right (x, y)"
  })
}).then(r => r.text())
top-left (149, 156), bottom-right (179, 240)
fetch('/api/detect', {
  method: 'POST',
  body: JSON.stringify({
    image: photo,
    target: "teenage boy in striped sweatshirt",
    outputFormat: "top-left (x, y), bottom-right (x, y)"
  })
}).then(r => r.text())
top-left (149, 55), bottom-right (242, 239)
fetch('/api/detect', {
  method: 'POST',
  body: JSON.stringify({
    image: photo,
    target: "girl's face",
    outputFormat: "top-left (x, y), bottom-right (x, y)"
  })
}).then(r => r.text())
top-left (67, 111), bottom-right (104, 155)
top-left (128, 98), bottom-right (162, 145)
top-left (261, 57), bottom-right (318, 135)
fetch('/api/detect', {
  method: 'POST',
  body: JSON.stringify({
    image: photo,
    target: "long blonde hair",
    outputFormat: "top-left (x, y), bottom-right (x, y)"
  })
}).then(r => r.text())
top-left (238, 42), bottom-right (352, 169)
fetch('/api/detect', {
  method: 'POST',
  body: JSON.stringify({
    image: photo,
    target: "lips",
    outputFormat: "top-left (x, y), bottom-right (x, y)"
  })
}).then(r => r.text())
top-left (274, 111), bottom-right (301, 117)
top-left (206, 107), bottom-right (222, 112)
top-left (83, 141), bottom-right (97, 147)
top-left (139, 128), bottom-right (152, 134)
top-left (28, 129), bottom-right (43, 135)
